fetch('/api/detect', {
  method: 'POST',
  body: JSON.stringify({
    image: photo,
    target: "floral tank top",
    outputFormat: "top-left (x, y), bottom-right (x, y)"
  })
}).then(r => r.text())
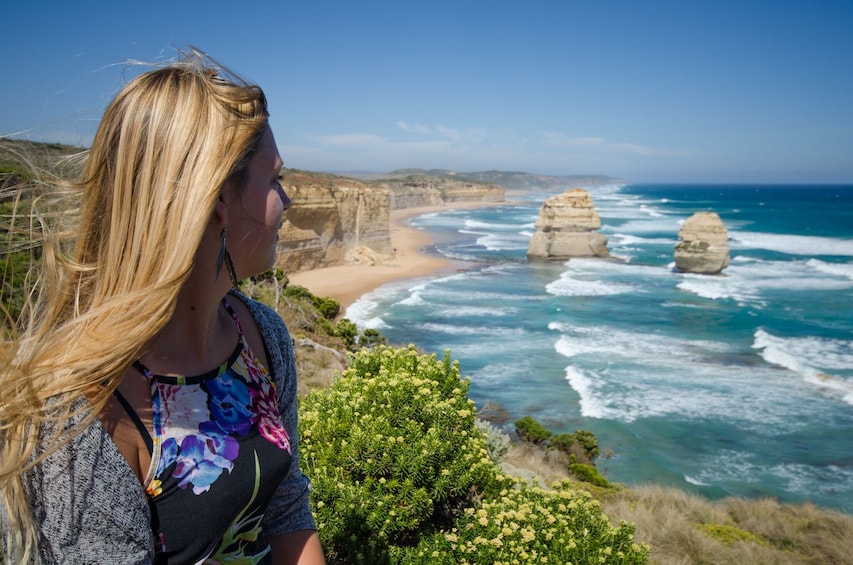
top-left (127, 299), bottom-right (293, 564)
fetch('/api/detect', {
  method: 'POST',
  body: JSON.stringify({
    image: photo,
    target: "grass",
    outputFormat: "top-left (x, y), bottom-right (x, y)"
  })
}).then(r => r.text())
top-left (600, 484), bottom-right (853, 565)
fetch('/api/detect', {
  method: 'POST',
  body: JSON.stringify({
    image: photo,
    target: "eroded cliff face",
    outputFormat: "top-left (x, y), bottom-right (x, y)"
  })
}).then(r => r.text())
top-left (277, 172), bottom-right (393, 274)
top-left (376, 176), bottom-right (505, 209)
top-left (276, 171), bottom-right (506, 274)
top-left (527, 188), bottom-right (610, 260)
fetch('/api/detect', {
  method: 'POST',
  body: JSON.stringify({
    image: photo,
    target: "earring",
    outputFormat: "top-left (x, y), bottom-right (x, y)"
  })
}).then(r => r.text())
top-left (216, 228), bottom-right (239, 287)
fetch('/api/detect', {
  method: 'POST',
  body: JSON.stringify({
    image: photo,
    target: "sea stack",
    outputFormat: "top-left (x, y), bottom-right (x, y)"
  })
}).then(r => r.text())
top-left (527, 188), bottom-right (609, 260)
top-left (674, 211), bottom-right (730, 274)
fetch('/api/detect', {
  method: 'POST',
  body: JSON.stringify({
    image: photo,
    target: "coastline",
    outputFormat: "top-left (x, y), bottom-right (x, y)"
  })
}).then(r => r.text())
top-left (286, 200), bottom-right (510, 312)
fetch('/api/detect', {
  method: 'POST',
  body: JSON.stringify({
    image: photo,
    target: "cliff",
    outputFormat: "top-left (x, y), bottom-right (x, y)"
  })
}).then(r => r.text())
top-left (674, 211), bottom-right (730, 274)
top-left (373, 175), bottom-right (505, 209)
top-left (277, 171), bottom-right (394, 273)
top-left (527, 188), bottom-right (610, 260)
top-left (277, 171), bottom-right (505, 274)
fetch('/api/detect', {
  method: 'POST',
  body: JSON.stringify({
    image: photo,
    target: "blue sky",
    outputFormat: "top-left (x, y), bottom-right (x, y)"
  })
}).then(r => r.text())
top-left (3, 1), bottom-right (852, 183)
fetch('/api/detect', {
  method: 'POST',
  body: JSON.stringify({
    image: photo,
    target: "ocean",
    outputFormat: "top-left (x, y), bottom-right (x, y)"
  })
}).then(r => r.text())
top-left (345, 184), bottom-right (853, 514)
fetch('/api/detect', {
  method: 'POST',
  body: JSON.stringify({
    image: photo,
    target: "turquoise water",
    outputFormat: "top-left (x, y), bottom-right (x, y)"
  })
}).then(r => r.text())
top-left (346, 184), bottom-right (853, 513)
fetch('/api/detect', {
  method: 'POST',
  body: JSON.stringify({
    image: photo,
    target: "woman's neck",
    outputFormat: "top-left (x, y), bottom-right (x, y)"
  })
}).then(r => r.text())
top-left (141, 267), bottom-right (237, 377)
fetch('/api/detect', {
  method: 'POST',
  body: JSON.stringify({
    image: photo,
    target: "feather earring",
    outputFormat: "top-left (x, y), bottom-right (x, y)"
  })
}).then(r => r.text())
top-left (216, 228), bottom-right (239, 287)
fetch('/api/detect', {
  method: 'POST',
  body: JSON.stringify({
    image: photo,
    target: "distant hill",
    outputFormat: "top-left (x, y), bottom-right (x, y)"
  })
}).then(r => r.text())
top-left (341, 168), bottom-right (627, 191)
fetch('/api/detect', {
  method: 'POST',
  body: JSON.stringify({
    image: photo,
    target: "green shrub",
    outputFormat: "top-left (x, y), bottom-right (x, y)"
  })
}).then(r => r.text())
top-left (357, 327), bottom-right (386, 349)
top-left (569, 463), bottom-right (611, 488)
top-left (283, 284), bottom-right (315, 301)
top-left (698, 522), bottom-right (766, 545)
top-left (549, 433), bottom-right (576, 455)
top-left (551, 430), bottom-right (601, 465)
top-left (397, 481), bottom-right (648, 564)
top-left (282, 283), bottom-right (339, 319)
top-left (572, 430), bottom-right (600, 461)
top-left (300, 345), bottom-right (498, 563)
top-left (314, 296), bottom-right (340, 320)
top-left (333, 318), bottom-right (358, 349)
top-left (514, 416), bottom-right (552, 445)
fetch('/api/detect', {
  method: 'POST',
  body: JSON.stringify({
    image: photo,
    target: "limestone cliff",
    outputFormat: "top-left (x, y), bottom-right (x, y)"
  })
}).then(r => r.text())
top-left (277, 171), bottom-right (393, 273)
top-left (277, 171), bottom-right (506, 274)
top-left (375, 175), bottom-right (505, 209)
top-left (527, 188), bottom-right (609, 260)
top-left (674, 212), bottom-right (730, 274)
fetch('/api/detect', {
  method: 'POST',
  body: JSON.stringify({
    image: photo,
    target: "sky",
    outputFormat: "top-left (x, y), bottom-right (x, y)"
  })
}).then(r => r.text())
top-left (3, 1), bottom-right (852, 183)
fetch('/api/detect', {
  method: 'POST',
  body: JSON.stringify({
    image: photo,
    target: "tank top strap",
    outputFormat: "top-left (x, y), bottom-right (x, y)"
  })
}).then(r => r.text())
top-left (221, 297), bottom-right (248, 345)
top-left (112, 388), bottom-right (155, 455)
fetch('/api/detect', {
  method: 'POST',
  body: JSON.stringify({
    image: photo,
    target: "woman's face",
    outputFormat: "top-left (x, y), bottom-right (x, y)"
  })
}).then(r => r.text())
top-left (226, 125), bottom-right (290, 278)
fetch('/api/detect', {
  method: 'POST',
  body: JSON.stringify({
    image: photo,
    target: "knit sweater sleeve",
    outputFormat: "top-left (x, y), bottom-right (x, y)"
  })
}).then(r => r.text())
top-left (22, 398), bottom-right (154, 564)
top-left (235, 292), bottom-right (318, 536)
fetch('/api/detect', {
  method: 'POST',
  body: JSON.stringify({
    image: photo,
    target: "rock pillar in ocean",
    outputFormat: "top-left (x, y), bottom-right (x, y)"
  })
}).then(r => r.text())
top-left (674, 211), bottom-right (730, 274)
top-left (526, 188), bottom-right (609, 260)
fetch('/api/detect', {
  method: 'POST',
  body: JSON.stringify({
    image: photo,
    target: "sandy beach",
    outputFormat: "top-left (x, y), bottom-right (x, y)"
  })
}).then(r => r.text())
top-left (287, 201), bottom-right (507, 312)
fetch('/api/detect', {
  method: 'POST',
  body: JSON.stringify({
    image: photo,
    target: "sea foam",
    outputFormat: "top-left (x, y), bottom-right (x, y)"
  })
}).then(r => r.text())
top-left (730, 231), bottom-right (853, 257)
top-left (753, 329), bottom-right (853, 405)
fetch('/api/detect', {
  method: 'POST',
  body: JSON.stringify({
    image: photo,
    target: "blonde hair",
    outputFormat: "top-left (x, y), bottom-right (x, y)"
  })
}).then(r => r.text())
top-left (1, 48), bottom-right (269, 563)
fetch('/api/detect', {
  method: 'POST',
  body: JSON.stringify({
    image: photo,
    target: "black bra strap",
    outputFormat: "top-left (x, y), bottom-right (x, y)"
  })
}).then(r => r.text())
top-left (112, 388), bottom-right (154, 455)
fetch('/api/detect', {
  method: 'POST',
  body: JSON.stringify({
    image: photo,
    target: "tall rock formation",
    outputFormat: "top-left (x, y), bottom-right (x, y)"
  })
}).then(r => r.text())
top-left (526, 188), bottom-right (609, 260)
top-left (674, 211), bottom-right (730, 274)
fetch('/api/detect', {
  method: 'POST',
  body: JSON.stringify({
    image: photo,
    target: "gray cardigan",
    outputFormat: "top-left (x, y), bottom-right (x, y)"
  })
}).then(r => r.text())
top-left (20, 293), bottom-right (316, 564)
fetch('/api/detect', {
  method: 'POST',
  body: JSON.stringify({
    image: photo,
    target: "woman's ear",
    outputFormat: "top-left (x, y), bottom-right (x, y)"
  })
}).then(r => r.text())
top-left (214, 177), bottom-right (239, 225)
top-left (213, 191), bottom-right (229, 225)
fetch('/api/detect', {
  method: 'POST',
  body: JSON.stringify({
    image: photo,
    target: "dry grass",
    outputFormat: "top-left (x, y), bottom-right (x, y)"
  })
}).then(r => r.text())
top-left (293, 337), bottom-right (347, 395)
top-left (500, 441), bottom-right (572, 487)
top-left (600, 484), bottom-right (853, 565)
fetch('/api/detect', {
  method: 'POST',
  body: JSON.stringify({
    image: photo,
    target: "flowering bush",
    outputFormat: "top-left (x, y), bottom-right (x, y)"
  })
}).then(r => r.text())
top-left (300, 345), bottom-right (499, 562)
top-left (395, 481), bottom-right (648, 564)
top-left (299, 345), bottom-right (648, 564)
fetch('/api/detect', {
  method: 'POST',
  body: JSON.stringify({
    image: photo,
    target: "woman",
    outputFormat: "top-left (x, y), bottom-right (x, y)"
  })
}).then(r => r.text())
top-left (0, 50), bottom-right (325, 564)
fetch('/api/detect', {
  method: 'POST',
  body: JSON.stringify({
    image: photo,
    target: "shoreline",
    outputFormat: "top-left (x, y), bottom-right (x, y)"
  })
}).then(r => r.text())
top-left (287, 200), bottom-right (512, 312)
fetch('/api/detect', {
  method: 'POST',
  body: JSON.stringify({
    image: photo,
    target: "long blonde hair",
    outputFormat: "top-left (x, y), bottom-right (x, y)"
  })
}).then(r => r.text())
top-left (0, 48), bottom-right (269, 563)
